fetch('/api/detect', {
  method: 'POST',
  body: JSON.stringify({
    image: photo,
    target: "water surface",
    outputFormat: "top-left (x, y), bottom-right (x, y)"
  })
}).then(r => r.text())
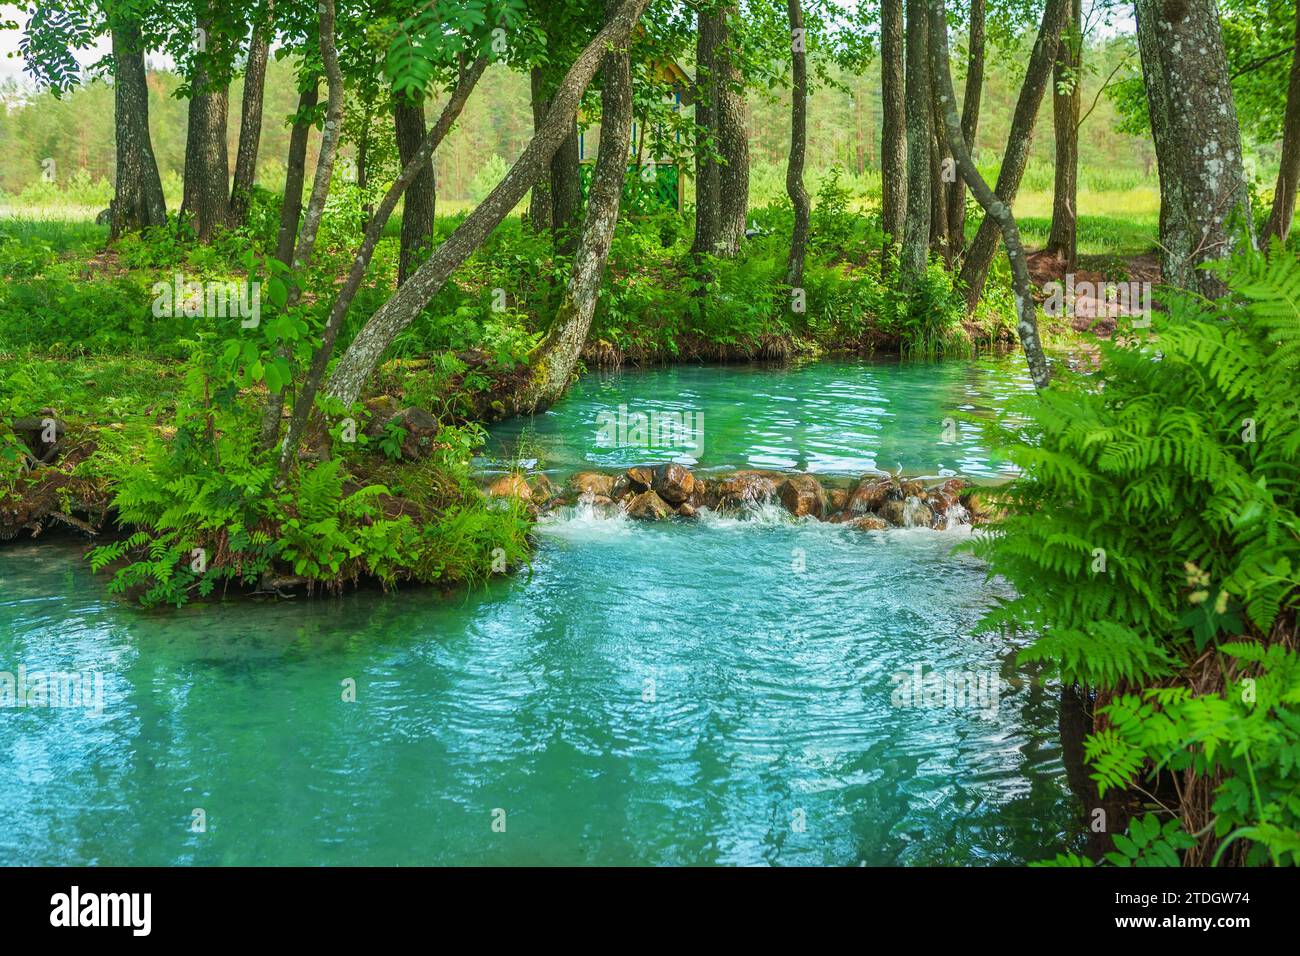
top-left (0, 358), bottom-right (1074, 866)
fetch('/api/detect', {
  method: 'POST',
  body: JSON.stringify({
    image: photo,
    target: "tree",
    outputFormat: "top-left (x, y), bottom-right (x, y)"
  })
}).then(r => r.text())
top-left (229, 0), bottom-right (275, 227)
top-left (512, 0), bottom-right (635, 412)
top-left (957, 0), bottom-right (1067, 309)
top-left (1134, 0), bottom-right (1252, 297)
top-left (110, 14), bottom-right (168, 236)
top-left (945, 0), bottom-right (984, 261)
top-left (1045, 0), bottom-right (1081, 270)
top-left (178, 8), bottom-right (236, 242)
top-left (322, 0), bottom-right (652, 410)
top-left (691, 6), bottom-right (722, 256)
top-left (929, 0), bottom-right (1051, 389)
top-left (1264, 0), bottom-right (1300, 244)
top-left (785, 0), bottom-right (810, 288)
top-left (880, 0), bottom-right (906, 260)
top-left (693, 2), bottom-right (748, 258)
top-left (273, 82), bottom-right (320, 266)
top-left (901, 0), bottom-right (932, 284)
top-left (393, 92), bottom-right (436, 285)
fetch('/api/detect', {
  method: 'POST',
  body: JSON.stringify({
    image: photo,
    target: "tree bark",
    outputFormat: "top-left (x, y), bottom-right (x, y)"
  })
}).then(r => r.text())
top-left (323, 0), bottom-right (652, 409)
top-left (394, 94), bottom-right (436, 286)
top-left (880, 0), bottom-right (907, 262)
top-left (180, 19), bottom-right (231, 243)
top-left (691, 10), bottom-right (722, 256)
top-left (901, 0), bottom-right (932, 284)
top-left (512, 3), bottom-right (634, 413)
top-left (109, 19), bottom-right (167, 237)
top-left (785, 0), bottom-right (810, 289)
top-left (1045, 0), bottom-right (1080, 270)
top-left (528, 67), bottom-right (553, 234)
top-left (551, 125), bottom-right (582, 257)
top-left (275, 56), bottom-right (488, 471)
top-left (1265, 0), bottom-right (1300, 245)
top-left (930, 80), bottom-right (951, 265)
top-left (274, 82), bottom-right (319, 267)
top-left (946, 0), bottom-right (984, 260)
top-left (714, 5), bottom-right (749, 257)
top-left (1134, 0), bottom-right (1252, 297)
top-left (229, 0), bottom-right (274, 227)
top-left (929, 0), bottom-right (1051, 390)
top-left (958, 0), bottom-right (1067, 309)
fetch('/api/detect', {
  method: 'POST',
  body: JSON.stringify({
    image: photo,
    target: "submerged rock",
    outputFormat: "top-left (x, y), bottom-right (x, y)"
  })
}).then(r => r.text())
top-left (487, 473), bottom-right (533, 500)
top-left (652, 463), bottom-right (696, 504)
top-left (625, 489), bottom-right (674, 520)
top-left (846, 514), bottom-right (889, 531)
top-left (846, 476), bottom-right (894, 514)
top-left (777, 474), bottom-right (828, 518)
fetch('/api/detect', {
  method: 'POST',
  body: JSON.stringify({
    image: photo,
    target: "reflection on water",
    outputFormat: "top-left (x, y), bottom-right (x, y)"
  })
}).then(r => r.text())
top-left (481, 355), bottom-right (1034, 479)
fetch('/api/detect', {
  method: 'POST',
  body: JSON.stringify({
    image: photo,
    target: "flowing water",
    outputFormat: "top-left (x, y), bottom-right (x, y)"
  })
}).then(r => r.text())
top-left (0, 356), bottom-right (1078, 866)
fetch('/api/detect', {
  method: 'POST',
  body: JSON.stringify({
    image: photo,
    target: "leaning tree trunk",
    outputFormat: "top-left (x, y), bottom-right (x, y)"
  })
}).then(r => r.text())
top-left (323, 0), bottom-right (652, 409)
top-left (109, 20), bottom-right (167, 237)
top-left (512, 2), bottom-right (634, 414)
top-left (1045, 0), bottom-right (1080, 271)
top-left (528, 67), bottom-right (554, 234)
top-left (180, 19), bottom-right (231, 243)
top-left (1134, 0), bottom-right (1252, 297)
top-left (929, 0), bottom-right (1051, 390)
top-left (394, 93), bottom-right (436, 286)
top-left (714, 5), bottom-right (749, 257)
top-left (880, 0), bottom-right (907, 263)
top-left (785, 0), bottom-right (810, 289)
top-left (229, 0), bottom-right (273, 227)
top-left (946, 0), bottom-right (984, 260)
top-left (274, 83), bottom-right (319, 266)
top-left (901, 0), bottom-right (933, 285)
top-left (1264, 0), bottom-right (1300, 245)
top-left (958, 0), bottom-right (1067, 309)
top-left (691, 10), bottom-right (722, 256)
top-left (275, 56), bottom-right (488, 472)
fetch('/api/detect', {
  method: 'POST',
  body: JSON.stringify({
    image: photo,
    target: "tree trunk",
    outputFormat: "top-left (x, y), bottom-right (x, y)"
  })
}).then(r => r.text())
top-left (229, 0), bottom-right (273, 227)
top-left (714, 5), bottom-right (749, 258)
top-left (259, 0), bottom-right (343, 455)
top-left (929, 0), bottom-right (1051, 390)
top-left (394, 94), bottom-right (436, 286)
top-left (513, 3), bottom-right (634, 414)
top-left (180, 18), bottom-right (230, 243)
top-left (274, 83), bottom-right (319, 266)
top-left (1045, 0), bottom-right (1080, 270)
top-left (528, 67), bottom-right (553, 234)
top-left (901, 0), bottom-right (932, 284)
top-left (275, 56), bottom-right (488, 471)
top-left (691, 10), bottom-right (722, 256)
top-left (946, 0), bottom-right (984, 260)
top-left (958, 0), bottom-right (1067, 309)
top-left (323, 0), bottom-right (652, 409)
top-left (109, 20), bottom-right (167, 237)
top-left (785, 0), bottom-right (810, 289)
top-left (1264, 0), bottom-right (1300, 245)
top-left (880, 0), bottom-right (907, 262)
top-left (930, 82), bottom-right (951, 265)
top-left (1134, 0), bottom-right (1252, 298)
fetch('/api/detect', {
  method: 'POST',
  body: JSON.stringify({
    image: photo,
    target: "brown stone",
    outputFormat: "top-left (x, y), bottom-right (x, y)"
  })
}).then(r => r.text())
top-left (716, 472), bottom-right (777, 507)
top-left (610, 474), bottom-right (635, 500)
top-left (846, 477), bottom-right (894, 514)
top-left (677, 502), bottom-right (698, 518)
top-left (828, 488), bottom-right (850, 513)
top-left (900, 479), bottom-right (925, 499)
top-left (487, 474), bottom-right (532, 500)
top-left (626, 466), bottom-right (655, 491)
top-left (568, 471), bottom-right (614, 499)
top-left (777, 474), bottom-right (828, 518)
top-left (625, 490), bottom-right (674, 520)
top-left (361, 395), bottom-right (402, 438)
top-left (847, 514), bottom-right (890, 531)
top-left (387, 406), bottom-right (440, 460)
top-left (653, 462), bottom-right (696, 504)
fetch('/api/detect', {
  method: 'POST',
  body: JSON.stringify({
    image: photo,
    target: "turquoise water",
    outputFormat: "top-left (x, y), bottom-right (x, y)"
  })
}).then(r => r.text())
top-left (482, 355), bottom-right (1035, 480)
top-left (0, 358), bottom-right (1076, 866)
